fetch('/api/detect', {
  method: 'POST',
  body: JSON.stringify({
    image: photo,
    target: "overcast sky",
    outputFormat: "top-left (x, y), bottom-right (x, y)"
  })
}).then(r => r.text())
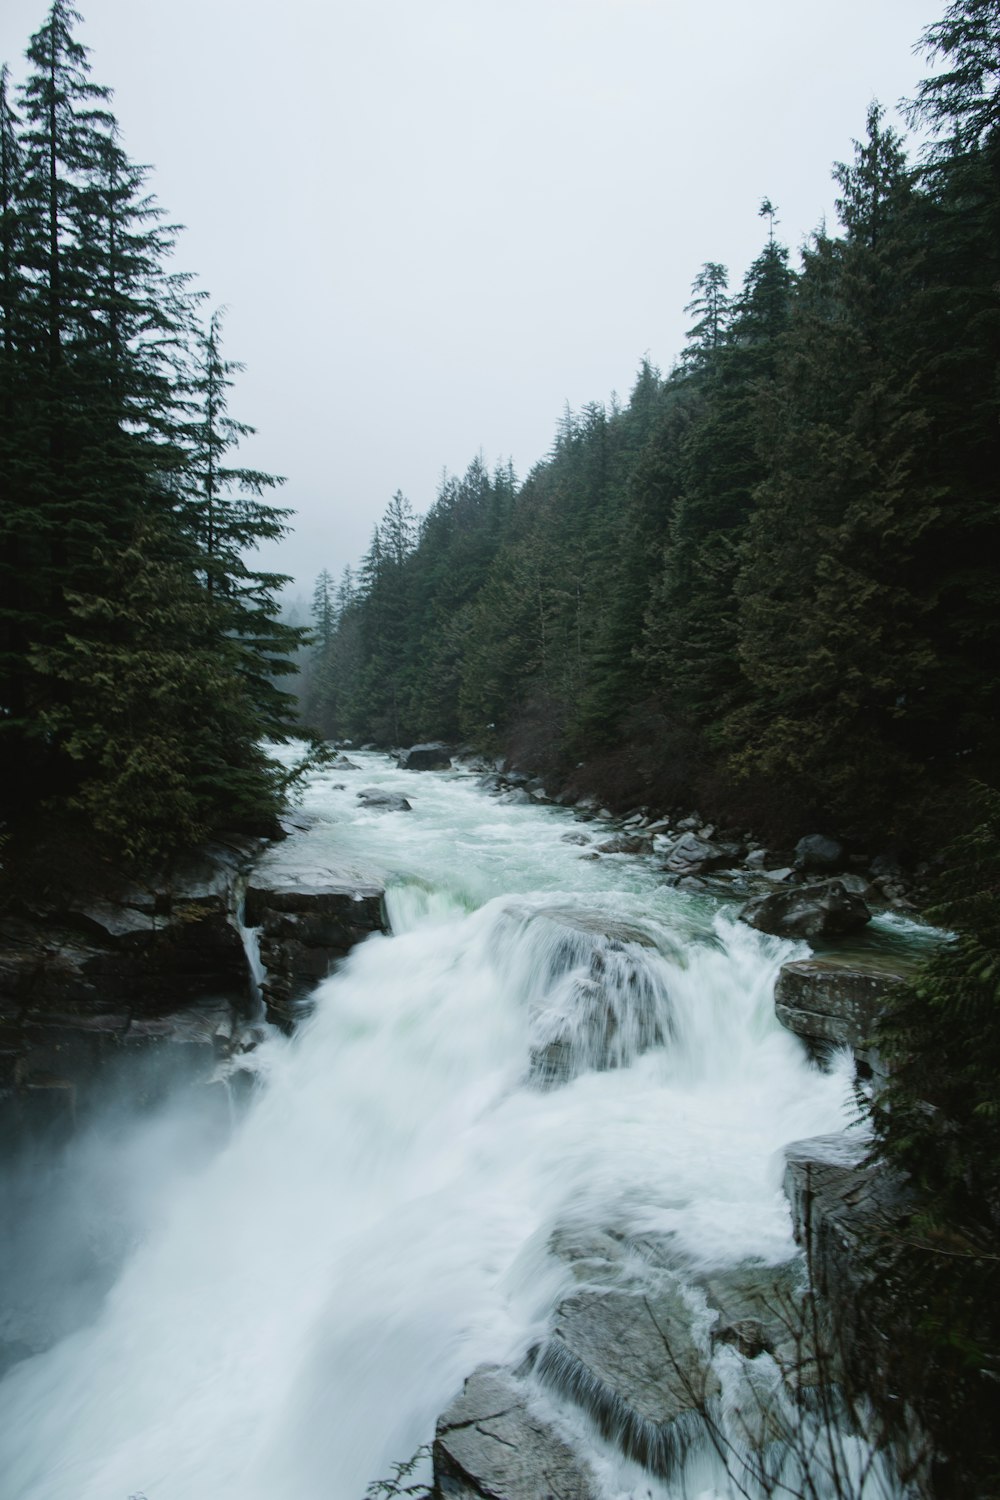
top-left (1, 0), bottom-right (938, 604)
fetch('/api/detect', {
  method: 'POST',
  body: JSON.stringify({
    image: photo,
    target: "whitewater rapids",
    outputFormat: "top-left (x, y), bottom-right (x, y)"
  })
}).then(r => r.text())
top-left (0, 751), bottom-right (865, 1499)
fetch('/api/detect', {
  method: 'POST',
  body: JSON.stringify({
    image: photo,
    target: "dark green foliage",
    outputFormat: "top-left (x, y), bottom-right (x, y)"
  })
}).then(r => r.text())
top-left (0, 4), bottom-right (303, 862)
top-left (868, 784), bottom-right (1000, 1496)
top-left (874, 784), bottom-right (1000, 1220)
top-left (308, 0), bottom-right (997, 862)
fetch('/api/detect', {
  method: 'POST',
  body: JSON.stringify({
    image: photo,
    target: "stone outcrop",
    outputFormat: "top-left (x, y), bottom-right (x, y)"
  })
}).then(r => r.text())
top-left (0, 823), bottom-right (388, 1130)
top-left (244, 865), bottom-right (387, 1029)
top-left (739, 879), bottom-right (871, 940)
top-left (533, 1285), bottom-right (717, 1479)
top-left (774, 958), bottom-right (909, 1072)
top-left (497, 904), bottom-right (671, 1086)
top-left (398, 742), bottom-right (453, 771)
top-left (432, 1365), bottom-right (599, 1500)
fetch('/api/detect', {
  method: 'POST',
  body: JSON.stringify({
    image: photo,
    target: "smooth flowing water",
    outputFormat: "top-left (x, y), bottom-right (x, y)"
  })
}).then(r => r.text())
top-left (0, 753), bottom-right (877, 1499)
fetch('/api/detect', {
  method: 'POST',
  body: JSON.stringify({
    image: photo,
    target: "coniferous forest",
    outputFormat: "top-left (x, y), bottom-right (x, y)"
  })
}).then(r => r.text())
top-left (1, 1), bottom-right (999, 1494)
top-left (0, 0), bottom-right (305, 865)
top-left (303, 10), bottom-right (999, 859)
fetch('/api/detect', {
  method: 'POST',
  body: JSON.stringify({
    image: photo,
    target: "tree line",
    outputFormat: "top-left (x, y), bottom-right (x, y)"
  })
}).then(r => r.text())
top-left (305, 1), bottom-right (999, 858)
top-left (0, 2), bottom-right (304, 864)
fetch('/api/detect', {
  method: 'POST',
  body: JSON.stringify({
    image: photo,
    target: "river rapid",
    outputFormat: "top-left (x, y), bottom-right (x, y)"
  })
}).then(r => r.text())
top-left (0, 751), bottom-right (875, 1499)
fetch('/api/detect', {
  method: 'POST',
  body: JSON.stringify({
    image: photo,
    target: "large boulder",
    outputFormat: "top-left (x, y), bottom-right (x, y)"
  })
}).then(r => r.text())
top-left (533, 1284), bottom-right (719, 1480)
top-left (398, 741), bottom-right (452, 771)
top-left (739, 880), bottom-right (871, 941)
top-left (794, 834), bottom-right (846, 872)
top-left (774, 958), bottom-right (909, 1071)
top-left (244, 866), bottom-right (387, 1029)
top-left (660, 833), bottom-right (731, 877)
top-left (497, 904), bottom-right (671, 1085)
top-left (356, 788), bottom-right (412, 812)
top-left (433, 1366), bottom-right (599, 1499)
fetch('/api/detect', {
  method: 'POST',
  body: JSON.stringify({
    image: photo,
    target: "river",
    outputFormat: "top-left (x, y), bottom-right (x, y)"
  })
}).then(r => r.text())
top-left (0, 751), bottom-right (902, 1499)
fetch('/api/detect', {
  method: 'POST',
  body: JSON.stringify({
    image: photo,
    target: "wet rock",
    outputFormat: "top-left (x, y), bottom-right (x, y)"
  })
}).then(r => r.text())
top-left (244, 867), bottom-right (387, 1029)
top-left (356, 788), bottom-right (412, 812)
top-left (662, 833), bottom-right (729, 877)
top-left (774, 958), bottom-right (909, 1069)
top-left (433, 1365), bottom-right (599, 1500)
top-left (499, 787), bottom-right (532, 805)
top-left (794, 835), bottom-right (846, 872)
top-left (595, 834), bottom-right (647, 855)
top-left (329, 754), bottom-right (359, 771)
top-left (760, 866), bottom-right (794, 883)
top-left (533, 1285), bottom-right (719, 1479)
top-left (498, 904), bottom-right (669, 1085)
top-left (738, 880), bottom-right (871, 941)
top-left (398, 741), bottom-right (452, 771)
top-left (560, 832), bottom-right (591, 846)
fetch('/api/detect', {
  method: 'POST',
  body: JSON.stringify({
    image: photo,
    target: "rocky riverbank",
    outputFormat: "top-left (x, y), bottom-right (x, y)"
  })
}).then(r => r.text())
top-left (0, 813), bottom-right (388, 1142)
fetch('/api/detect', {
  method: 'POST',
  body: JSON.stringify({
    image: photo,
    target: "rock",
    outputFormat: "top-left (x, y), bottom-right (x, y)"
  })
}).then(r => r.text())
top-left (398, 742), bottom-right (452, 771)
top-left (676, 876), bottom-right (707, 892)
top-left (533, 1285), bottom-right (719, 1479)
top-left (783, 1133), bottom-right (910, 1314)
top-left (499, 787), bottom-right (532, 805)
top-left (560, 832), bottom-right (591, 846)
top-left (774, 958), bottom-right (909, 1072)
top-left (761, 866), bottom-right (795, 883)
top-left (662, 833), bottom-right (729, 877)
top-left (676, 815), bottom-right (701, 832)
top-left (433, 1366), bottom-right (599, 1500)
top-left (738, 880), bottom-right (871, 941)
top-left (329, 754), bottom-right (359, 770)
top-left (356, 788), bottom-right (412, 812)
top-left (744, 848), bottom-right (769, 869)
top-left (594, 834), bottom-right (647, 855)
top-left (497, 904), bottom-right (669, 1085)
top-left (794, 835), bottom-right (846, 872)
top-left (244, 867), bottom-right (387, 1029)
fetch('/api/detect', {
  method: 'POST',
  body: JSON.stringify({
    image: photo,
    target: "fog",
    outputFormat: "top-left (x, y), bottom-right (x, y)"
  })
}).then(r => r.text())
top-left (0, 0), bottom-right (938, 593)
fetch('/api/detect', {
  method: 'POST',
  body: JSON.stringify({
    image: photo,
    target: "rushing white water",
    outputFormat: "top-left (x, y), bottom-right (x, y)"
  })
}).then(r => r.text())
top-left (0, 752), bottom-right (870, 1500)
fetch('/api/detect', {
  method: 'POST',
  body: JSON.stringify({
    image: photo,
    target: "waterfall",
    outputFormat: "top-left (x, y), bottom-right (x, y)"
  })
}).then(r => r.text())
top-left (0, 751), bottom-right (866, 1500)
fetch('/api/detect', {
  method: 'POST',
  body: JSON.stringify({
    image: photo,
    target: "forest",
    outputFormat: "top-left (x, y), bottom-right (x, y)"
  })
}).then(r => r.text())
top-left (0, 0), bottom-right (305, 865)
top-left (303, 15), bottom-right (999, 859)
top-left (1, 0), bottom-right (999, 1491)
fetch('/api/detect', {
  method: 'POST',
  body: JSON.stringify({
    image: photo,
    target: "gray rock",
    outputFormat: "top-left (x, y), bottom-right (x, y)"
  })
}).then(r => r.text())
top-left (534, 1286), bottom-right (718, 1479)
top-left (774, 958), bottom-right (909, 1071)
top-left (329, 754), bottom-right (359, 770)
top-left (662, 833), bottom-right (729, 877)
top-left (497, 905), bottom-right (669, 1085)
top-left (398, 741), bottom-right (452, 771)
top-left (761, 866), bottom-right (794, 883)
top-left (499, 787), bottom-right (532, 805)
top-left (744, 848), bottom-right (770, 870)
top-left (433, 1365), bottom-right (599, 1500)
top-left (595, 834), bottom-right (647, 855)
top-left (739, 880), bottom-right (871, 941)
top-left (244, 870), bottom-right (387, 1029)
top-left (560, 832), bottom-right (591, 846)
top-left (794, 835), bottom-right (846, 872)
top-left (356, 788), bottom-right (412, 812)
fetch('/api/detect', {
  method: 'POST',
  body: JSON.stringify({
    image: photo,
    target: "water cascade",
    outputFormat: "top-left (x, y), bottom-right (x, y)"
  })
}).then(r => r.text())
top-left (0, 751), bottom-right (877, 1499)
